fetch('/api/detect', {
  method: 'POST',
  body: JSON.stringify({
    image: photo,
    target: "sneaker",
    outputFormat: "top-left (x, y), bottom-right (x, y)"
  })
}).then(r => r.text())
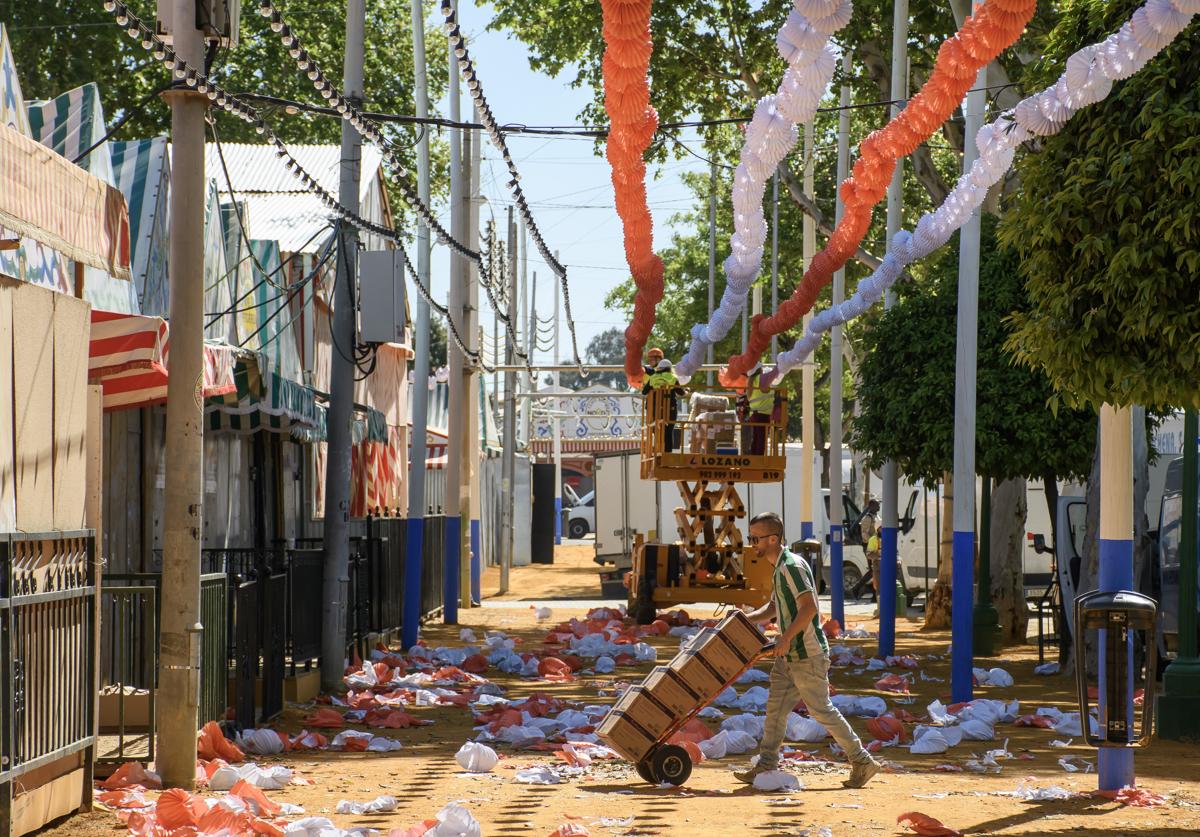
top-left (843, 755), bottom-right (881, 789)
top-left (733, 763), bottom-right (773, 785)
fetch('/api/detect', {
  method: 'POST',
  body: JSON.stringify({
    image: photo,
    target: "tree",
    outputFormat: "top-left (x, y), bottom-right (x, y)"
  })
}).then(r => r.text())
top-left (1000, 0), bottom-right (1200, 411)
top-left (428, 316), bottom-right (447, 371)
top-left (555, 327), bottom-right (633, 390)
top-left (848, 217), bottom-right (1096, 635)
top-left (6, 2), bottom-right (449, 211)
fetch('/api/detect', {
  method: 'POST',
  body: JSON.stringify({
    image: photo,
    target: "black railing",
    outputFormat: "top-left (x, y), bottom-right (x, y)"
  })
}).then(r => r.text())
top-left (104, 519), bottom-right (447, 747)
top-left (99, 575), bottom-right (157, 765)
top-left (0, 532), bottom-right (98, 819)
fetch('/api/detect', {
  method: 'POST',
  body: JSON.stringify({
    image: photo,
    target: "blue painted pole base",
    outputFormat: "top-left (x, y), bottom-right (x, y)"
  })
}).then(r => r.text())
top-left (801, 521), bottom-right (814, 540)
top-left (951, 529), bottom-right (975, 703)
top-left (554, 497), bottom-right (562, 545)
top-left (402, 516), bottom-right (425, 651)
top-left (444, 516), bottom-right (460, 624)
top-left (878, 526), bottom-right (897, 657)
top-left (470, 518), bottom-right (481, 605)
top-left (1097, 537), bottom-right (1135, 791)
top-left (829, 525), bottom-right (844, 627)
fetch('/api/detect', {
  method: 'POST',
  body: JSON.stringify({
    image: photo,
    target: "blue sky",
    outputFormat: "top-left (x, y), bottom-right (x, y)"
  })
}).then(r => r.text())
top-left (425, 1), bottom-right (711, 367)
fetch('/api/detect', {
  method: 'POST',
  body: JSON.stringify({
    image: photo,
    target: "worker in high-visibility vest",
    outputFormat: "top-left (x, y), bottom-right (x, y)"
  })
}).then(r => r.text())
top-left (737, 363), bottom-right (781, 455)
top-left (642, 359), bottom-right (684, 452)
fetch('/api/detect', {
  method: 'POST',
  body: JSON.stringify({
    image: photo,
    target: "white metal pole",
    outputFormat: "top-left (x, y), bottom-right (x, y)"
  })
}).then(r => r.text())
top-left (403, 0), bottom-right (433, 650)
top-left (443, 23), bottom-right (463, 623)
top-left (829, 52), bottom-right (851, 627)
top-left (879, 0), bottom-right (908, 657)
top-left (707, 160), bottom-right (716, 384)
top-left (951, 51), bottom-right (986, 701)
top-left (1097, 404), bottom-right (1135, 789)
top-left (553, 270), bottom-right (562, 545)
top-left (468, 106), bottom-right (481, 604)
top-left (801, 120), bottom-right (816, 542)
top-left (500, 209), bottom-right (518, 593)
top-left (320, 0), bottom-right (365, 690)
top-left (771, 171), bottom-right (779, 356)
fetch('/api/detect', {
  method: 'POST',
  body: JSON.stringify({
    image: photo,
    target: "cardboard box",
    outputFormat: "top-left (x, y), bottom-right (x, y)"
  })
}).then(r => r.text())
top-left (717, 610), bottom-right (767, 660)
top-left (596, 708), bottom-right (659, 763)
top-left (642, 666), bottom-right (701, 716)
top-left (668, 635), bottom-right (728, 698)
top-left (98, 686), bottom-right (152, 731)
top-left (285, 669), bottom-right (321, 703)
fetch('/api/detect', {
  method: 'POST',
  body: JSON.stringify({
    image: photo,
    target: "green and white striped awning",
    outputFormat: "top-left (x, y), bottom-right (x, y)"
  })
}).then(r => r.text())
top-left (205, 352), bottom-right (320, 437)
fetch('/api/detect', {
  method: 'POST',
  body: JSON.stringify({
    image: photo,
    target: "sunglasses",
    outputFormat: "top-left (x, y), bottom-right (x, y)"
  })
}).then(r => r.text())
top-left (747, 534), bottom-right (777, 545)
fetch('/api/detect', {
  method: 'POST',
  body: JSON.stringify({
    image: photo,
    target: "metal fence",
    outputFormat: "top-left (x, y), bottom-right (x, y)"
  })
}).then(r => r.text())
top-left (99, 571), bottom-right (227, 763)
top-left (100, 518), bottom-right (447, 757)
top-left (0, 532), bottom-right (98, 824)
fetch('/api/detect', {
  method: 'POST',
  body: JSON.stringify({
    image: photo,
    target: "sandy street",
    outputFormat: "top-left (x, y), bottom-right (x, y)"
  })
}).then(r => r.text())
top-left (57, 544), bottom-right (1200, 837)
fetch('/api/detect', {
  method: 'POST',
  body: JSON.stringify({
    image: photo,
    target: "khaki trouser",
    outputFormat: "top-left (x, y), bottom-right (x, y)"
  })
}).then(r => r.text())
top-left (757, 655), bottom-right (869, 769)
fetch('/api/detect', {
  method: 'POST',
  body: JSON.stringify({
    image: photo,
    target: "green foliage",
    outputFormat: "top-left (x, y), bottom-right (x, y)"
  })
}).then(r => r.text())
top-left (849, 216), bottom-right (1096, 485)
top-left (999, 0), bottom-right (1200, 410)
top-left (555, 327), bottom-right (630, 390)
top-left (5, 1), bottom-right (449, 211)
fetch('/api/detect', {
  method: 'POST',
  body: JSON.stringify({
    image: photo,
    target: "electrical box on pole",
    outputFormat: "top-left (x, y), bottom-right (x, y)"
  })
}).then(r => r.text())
top-left (358, 250), bottom-right (408, 345)
top-left (157, 0), bottom-right (240, 46)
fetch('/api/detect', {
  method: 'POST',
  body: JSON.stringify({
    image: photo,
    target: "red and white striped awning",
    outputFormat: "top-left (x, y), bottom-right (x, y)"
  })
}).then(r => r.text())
top-left (0, 122), bottom-right (131, 278)
top-left (88, 310), bottom-right (238, 411)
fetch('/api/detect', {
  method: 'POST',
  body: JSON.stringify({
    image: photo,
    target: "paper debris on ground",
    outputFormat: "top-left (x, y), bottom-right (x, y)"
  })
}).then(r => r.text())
top-left (896, 811), bottom-right (964, 837)
top-left (752, 770), bottom-right (803, 792)
top-left (456, 741), bottom-right (500, 773)
top-left (335, 795), bottom-right (398, 815)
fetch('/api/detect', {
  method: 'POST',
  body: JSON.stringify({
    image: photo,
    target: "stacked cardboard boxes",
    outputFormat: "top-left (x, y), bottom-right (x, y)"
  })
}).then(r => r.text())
top-left (597, 611), bottom-right (767, 764)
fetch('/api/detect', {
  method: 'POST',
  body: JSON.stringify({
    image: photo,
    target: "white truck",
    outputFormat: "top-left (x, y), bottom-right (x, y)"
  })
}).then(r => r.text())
top-left (594, 447), bottom-right (1091, 604)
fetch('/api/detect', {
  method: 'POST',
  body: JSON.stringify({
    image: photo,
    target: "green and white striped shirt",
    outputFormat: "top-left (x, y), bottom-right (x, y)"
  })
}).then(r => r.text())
top-left (772, 549), bottom-right (829, 661)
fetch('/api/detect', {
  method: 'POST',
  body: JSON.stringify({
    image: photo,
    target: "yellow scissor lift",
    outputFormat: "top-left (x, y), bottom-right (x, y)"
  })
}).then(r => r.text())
top-left (628, 384), bottom-right (788, 624)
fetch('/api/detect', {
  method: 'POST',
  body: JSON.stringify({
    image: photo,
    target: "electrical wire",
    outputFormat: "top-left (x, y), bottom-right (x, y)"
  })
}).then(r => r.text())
top-left (253, 0), bottom-right (576, 372)
top-left (72, 83), bottom-right (168, 164)
top-left (99, 0), bottom-right (489, 369)
top-left (209, 118), bottom-right (275, 284)
top-left (233, 81), bottom-right (1021, 137)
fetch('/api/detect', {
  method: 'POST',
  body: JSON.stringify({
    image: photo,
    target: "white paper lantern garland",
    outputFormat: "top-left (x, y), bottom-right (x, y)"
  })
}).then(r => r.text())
top-left (768, 0), bottom-right (1197, 380)
top-left (674, 0), bottom-right (852, 379)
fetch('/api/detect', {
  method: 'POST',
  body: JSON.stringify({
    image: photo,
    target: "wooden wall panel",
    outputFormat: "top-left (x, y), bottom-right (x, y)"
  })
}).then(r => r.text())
top-left (52, 292), bottom-right (90, 530)
top-left (0, 277), bottom-right (15, 531)
top-left (13, 281), bottom-right (56, 531)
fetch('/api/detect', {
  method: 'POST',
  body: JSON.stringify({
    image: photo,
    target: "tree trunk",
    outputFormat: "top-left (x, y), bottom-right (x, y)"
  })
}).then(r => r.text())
top-left (990, 477), bottom-right (1029, 644)
top-left (925, 470), bottom-right (955, 629)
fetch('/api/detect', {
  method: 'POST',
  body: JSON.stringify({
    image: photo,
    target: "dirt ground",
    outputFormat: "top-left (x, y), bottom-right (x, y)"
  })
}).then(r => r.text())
top-left (48, 543), bottom-right (1200, 837)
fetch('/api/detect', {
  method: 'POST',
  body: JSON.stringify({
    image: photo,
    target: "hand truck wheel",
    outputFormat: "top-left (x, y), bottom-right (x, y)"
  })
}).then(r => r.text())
top-left (635, 757), bottom-right (658, 785)
top-left (650, 743), bottom-right (692, 786)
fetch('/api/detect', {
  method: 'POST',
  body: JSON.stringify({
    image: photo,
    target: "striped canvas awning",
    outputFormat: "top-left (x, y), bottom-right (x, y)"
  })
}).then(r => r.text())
top-left (206, 354), bottom-right (322, 436)
top-left (0, 122), bottom-right (130, 279)
top-left (88, 310), bottom-right (238, 411)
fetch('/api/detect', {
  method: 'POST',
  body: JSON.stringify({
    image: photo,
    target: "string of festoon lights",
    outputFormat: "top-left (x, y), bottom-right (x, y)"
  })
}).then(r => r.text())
top-left (598, 0), bottom-right (665, 386)
top-left (251, 0), bottom-right (535, 371)
top-left (673, 0), bottom-right (853, 380)
top-left (438, 0), bottom-right (585, 372)
top-left (99, 0), bottom-right (490, 368)
top-left (716, 0), bottom-right (1039, 383)
top-left (766, 0), bottom-right (1200, 382)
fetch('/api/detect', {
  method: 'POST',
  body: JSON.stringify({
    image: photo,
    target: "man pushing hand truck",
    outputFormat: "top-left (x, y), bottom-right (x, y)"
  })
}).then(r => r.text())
top-left (734, 512), bottom-right (882, 789)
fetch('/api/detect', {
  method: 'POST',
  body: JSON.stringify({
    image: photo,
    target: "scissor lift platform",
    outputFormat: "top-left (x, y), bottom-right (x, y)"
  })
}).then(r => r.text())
top-left (628, 383), bottom-right (788, 620)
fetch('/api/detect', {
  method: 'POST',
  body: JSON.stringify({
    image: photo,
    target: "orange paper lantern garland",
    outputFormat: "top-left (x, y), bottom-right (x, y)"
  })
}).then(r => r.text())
top-left (721, 0), bottom-right (1038, 383)
top-left (601, 0), bottom-right (665, 387)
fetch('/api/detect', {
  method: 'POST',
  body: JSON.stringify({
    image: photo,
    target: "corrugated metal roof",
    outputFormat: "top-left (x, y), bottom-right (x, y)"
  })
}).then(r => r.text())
top-left (204, 142), bottom-right (383, 203)
top-left (238, 192), bottom-right (335, 254)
